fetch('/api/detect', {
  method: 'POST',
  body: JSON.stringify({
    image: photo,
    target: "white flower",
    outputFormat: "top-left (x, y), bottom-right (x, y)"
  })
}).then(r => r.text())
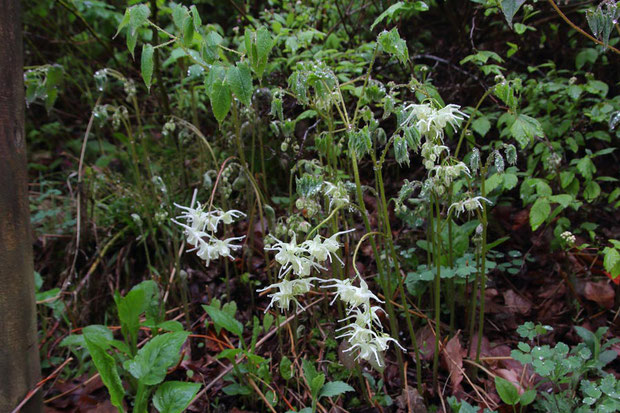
top-left (448, 196), bottom-right (493, 217)
top-left (401, 103), bottom-right (467, 142)
top-left (336, 324), bottom-right (405, 367)
top-left (322, 278), bottom-right (383, 309)
top-left (338, 305), bottom-right (384, 329)
top-left (266, 235), bottom-right (325, 278)
top-left (174, 203), bottom-right (246, 234)
top-left (301, 229), bottom-right (354, 266)
top-left (257, 278), bottom-right (319, 312)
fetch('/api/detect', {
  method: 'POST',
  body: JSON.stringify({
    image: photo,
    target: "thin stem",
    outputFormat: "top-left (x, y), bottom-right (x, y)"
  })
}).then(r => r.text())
top-left (547, 0), bottom-right (620, 55)
top-left (432, 196), bottom-right (442, 388)
top-left (476, 170), bottom-right (489, 364)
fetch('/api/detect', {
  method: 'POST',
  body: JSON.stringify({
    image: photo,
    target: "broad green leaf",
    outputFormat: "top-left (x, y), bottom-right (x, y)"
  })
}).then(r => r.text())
top-left (153, 381), bottom-right (201, 413)
top-left (202, 304), bottom-right (243, 337)
top-left (182, 17), bottom-right (194, 46)
top-left (377, 28), bottom-right (408, 64)
top-left (603, 246), bottom-right (619, 278)
top-left (123, 332), bottom-right (189, 386)
top-left (83, 325), bottom-right (114, 350)
top-left (128, 5), bottom-right (150, 33)
top-left (576, 157), bottom-right (596, 180)
top-left (302, 359), bottom-right (319, 386)
top-left (227, 62), bottom-right (253, 106)
top-left (494, 376), bottom-right (519, 405)
top-left (279, 356), bottom-right (293, 380)
top-left (319, 381), bottom-right (355, 399)
top-left (472, 116), bottom-right (491, 137)
top-left (84, 336), bottom-right (125, 412)
top-left (549, 194), bottom-right (573, 209)
top-left (115, 8), bottom-right (131, 38)
top-left (519, 389), bottom-right (537, 406)
top-left (141, 44), bottom-right (154, 91)
top-left (583, 180), bottom-right (600, 201)
top-left (190, 5), bottom-right (202, 28)
top-left (500, 0), bottom-right (527, 28)
top-left (370, 2), bottom-right (428, 30)
top-left (255, 26), bottom-right (274, 78)
top-left (171, 5), bottom-right (189, 30)
top-left (529, 197), bottom-right (550, 231)
top-left (510, 114), bottom-right (542, 148)
top-left (209, 81), bottom-right (232, 124)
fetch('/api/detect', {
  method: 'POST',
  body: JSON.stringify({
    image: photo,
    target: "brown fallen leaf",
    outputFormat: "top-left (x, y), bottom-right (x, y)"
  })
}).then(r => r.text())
top-left (503, 290), bottom-right (531, 315)
top-left (441, 334), bottom-right (464, 392)
top-left (395, 386), bottom-right (427, 413)
top-left (584, 281), bottom-right (615, 309)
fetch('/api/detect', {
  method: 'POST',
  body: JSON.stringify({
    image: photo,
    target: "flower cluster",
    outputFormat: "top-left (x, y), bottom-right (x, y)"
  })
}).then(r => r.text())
top-left (401, 103), bottom-right (467, 142)
top-left (172, 201), bottom-right (246, 266)
top-left (323, 277), bottom-right (405, 367)
top-left (258, 229), bottom-right (354, 313)
top-left (266, 229), bottom-right (354, 278)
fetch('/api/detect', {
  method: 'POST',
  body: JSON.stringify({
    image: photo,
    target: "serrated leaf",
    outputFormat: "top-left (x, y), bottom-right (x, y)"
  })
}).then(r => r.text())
top-left (227, 62), bottom-right (253, 106)
top-left (153, 381), bottom-right (201, 413)
top-left (129, 4), bottom-right (150, 33)
top-left (123, 332), bottom-right (189, 386)
top-left (141, 44), bottom-right (154, 91)
top-left (529, 197), bottom-right (550, 231)
top-left (209, 81), bottom-right (232, 124)
top-left (495, 376), bottom-right (520, 405)
top-left (319, 381), bottom-right (355, 399)
top-left (311, 374), bottom-right (326, 398)
top-left (393, 134), bottom-right (409, 166)
top-left (84, 336), bottom-right (125, 412)
top-left (576, 157), bottom-right (596, 180)
top-left (377, 28), bottom-right (408, 64)
top-left (202, 304), bottom-right (243, 337)
top-left (510, 114), bottom-right (543, 148)
top-left (500, 0), bottom-right (527, 28)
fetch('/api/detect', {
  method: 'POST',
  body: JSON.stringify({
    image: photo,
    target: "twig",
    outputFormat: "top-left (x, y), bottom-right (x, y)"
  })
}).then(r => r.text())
top-left (547, 0), bottom-right (620, 55)
top-left (13, 357), bottom-right (73, 412)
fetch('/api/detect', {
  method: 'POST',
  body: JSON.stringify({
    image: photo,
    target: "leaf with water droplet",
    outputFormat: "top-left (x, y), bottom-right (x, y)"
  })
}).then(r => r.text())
top-left (141, 44), bottom-right (154, 92)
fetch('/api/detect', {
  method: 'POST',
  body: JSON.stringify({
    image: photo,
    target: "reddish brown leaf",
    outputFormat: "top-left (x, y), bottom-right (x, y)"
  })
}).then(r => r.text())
top-left (503, 290), bottom-right (531, 315)
top-left (441, 335), bottom-right (464, 392)
top-left (584, 281), bottom-right (615, 309)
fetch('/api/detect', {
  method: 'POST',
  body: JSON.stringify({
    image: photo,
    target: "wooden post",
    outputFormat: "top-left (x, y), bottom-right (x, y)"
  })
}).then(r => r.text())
top-left (0, 0), bottom-right (43, 411)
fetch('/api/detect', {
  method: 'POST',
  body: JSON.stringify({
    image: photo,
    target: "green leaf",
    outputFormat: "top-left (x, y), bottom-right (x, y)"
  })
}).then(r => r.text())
top-left (393, 134), bottom-right (409, 166)
top-left (227, 62), bottom-right (253, 107)
top-left (348, 127), bottom-right (372, 158)
top-left (128, 5), bottom-right (150, 33)
top-left (583, 181), bottom-right (600, 201)
top-left (495, 376), bottom-right (519, 405)
top-left (153, 381), bottom-right (201, 413)
top-left (472, 116), bottom-right (491, 137)
top-left (83, 325), bottom-right (114, 350)
top-left (311, 374), bottom-right (326, 399)
top-left (84, 336), bottom-right (125, 412)
top-left (519, 389), bottom-right (537, 406)
top-left (377, 28), bottom-right (408, 64)
top-left (123, 332), bottom-right (190, 386)
top-left (279, 356), bottom-right (293, 380)
top-left (500, 0), bottom-right (527, 28)
top-left (510, 114), bottom-right (543, 148)
top-left (209, 81), bottom-right (232, 124)
top-left (576, 157), bottom-right (596, 180)
top-left (530, 197), bottom-right (550, 231)
top-left (319, 381), bottom-right (355, 399)
top-left (202, 304), bottom-right (243, 337)
top-left (603, 246), bottom-right (619, 279)
top-left (141, 44), bottom-right (154, 91)
top-left (302, 359), bottom-right (319, 387)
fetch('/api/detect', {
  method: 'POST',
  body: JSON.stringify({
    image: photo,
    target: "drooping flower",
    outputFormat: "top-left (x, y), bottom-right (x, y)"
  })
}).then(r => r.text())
top-left (448, 196), bottom-right (493, 217)
top-left (322, 278), bottom-right (383, 309)
top-left (257, 278), bottom-right (319, 312)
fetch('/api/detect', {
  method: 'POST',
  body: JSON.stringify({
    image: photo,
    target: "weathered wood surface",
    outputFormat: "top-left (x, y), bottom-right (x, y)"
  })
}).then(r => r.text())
top-left (0, 0), bottom-right (42, 411)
